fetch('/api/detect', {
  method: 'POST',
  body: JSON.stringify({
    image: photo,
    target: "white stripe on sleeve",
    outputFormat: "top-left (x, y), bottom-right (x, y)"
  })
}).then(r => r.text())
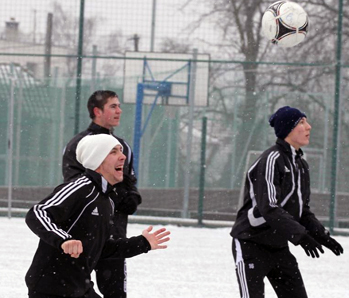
top-left (33, 176), bottom-right (92, 240)
top-left (265, 151), bottom-right (280, 207)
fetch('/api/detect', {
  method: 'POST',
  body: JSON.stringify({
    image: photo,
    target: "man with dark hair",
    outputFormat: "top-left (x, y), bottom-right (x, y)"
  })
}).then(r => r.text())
top-left (230, 106), bottom-right (344, 298)
top-left (62, 90), bottom-right (140, 298)
top-left (27, 134), bottom-right (170, 298)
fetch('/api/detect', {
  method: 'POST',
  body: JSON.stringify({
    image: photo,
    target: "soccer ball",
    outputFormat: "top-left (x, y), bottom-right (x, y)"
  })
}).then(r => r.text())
top-left (262, 1), bottom-right (308, 47)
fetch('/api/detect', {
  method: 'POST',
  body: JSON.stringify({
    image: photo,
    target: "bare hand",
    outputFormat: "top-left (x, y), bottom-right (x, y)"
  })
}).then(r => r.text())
top-left (61, 240), bottom-right (83, 258)
top-left (142, 226), bottom-right (170, 250)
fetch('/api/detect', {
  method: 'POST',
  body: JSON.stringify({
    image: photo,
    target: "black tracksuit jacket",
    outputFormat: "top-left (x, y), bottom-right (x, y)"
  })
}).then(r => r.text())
top-left (62, 122), bottom-right (141, 238)
top-left (231, 138), bottom-right (328, 247)
top-left (25, 170), bottom-right (150, 297)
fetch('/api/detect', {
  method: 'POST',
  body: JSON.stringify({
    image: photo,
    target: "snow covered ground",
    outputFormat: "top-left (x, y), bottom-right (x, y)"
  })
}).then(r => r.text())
top-left (0, 217), bottom-right (348, 298)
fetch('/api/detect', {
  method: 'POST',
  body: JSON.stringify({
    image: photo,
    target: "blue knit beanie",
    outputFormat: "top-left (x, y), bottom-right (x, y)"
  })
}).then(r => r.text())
top-left (269, 106), bottom-right (307, 139)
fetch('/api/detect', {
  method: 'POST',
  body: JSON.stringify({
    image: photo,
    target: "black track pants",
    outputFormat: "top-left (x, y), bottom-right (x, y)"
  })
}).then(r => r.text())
top-left (95, 258), bottom-right (127, 298)
top-left (232, 238), bottom-right (308, 298)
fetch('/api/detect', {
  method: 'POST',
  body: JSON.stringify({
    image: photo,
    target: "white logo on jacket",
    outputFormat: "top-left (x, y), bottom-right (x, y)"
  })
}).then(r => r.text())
top-left (91, 207), bottom-right (99, 216)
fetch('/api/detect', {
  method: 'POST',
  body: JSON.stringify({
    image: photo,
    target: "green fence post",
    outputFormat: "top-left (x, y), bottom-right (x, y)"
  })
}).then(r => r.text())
top-left (7, 63), bottom-right (15, 219)
top-left (198, 116), bottom-right (207, 225)
top-left (329, 0), bottom-right (344, 234)
top-left (74, 0), bottom-right (85, 134)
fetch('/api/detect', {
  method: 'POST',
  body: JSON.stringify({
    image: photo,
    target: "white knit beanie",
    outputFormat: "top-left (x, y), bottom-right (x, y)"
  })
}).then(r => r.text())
top-left (76, 134), bottom-right (123, 170)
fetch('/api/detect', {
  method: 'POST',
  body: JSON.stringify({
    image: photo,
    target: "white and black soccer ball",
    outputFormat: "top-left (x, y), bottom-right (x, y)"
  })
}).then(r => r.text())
top-left (262, 1), bottom-right (308, 47)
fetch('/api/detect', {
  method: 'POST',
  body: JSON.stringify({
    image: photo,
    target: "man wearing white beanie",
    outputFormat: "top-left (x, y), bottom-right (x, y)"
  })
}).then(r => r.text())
top-left (62, 90), bottom-right (141, 298)
top-left (25, 134), bottom-right (170, 298)
top-left (76, 134), bottom-right (125, 184)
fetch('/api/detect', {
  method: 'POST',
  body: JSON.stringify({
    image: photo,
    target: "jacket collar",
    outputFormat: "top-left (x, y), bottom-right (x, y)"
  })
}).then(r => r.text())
top-left (87, 122), bottom-right (113, 135)
top-left (85, 169), bottom-right (115, 194)
top-left (276, 138), bottom-right (303, 158)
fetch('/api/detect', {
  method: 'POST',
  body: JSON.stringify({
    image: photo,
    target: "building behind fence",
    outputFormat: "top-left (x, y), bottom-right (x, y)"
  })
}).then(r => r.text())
top-left (0, 0), bottom-right (348, 229)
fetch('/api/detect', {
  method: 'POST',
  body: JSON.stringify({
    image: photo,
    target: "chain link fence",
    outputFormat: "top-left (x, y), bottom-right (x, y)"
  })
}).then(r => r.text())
top-left (0, 0), bottom-right (348, 230)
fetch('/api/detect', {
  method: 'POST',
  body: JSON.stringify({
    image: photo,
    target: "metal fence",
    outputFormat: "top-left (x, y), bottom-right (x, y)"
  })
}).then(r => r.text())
top-left (0, 0), bottom-right (348, 231)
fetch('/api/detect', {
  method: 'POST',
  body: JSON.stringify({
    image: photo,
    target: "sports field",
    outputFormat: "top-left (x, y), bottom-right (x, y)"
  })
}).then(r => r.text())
top-left (0, 217), bottom-right (348, 298)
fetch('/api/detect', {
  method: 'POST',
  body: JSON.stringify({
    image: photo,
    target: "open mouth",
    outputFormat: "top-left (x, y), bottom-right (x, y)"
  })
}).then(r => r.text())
top-left (115, 166), bottom-right (123, 172)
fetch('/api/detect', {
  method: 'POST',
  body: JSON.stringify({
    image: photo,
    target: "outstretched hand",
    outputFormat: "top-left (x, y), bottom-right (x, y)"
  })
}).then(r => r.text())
top-left (61, 240), bottom-right (83, 258)
top-left (299, 233), bottom-right (324, 258)
top-left (318, 236), bottom-right (344, 256)
top-left (142, 226), bottom-right (170, 250)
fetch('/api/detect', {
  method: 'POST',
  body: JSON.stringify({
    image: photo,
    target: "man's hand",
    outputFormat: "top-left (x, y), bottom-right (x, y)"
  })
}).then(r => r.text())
top-left (112, 175), bottom-right (142, 214)
top-left (142, 226), bottom-right (170, 250)
top-left (299, 233), bottom-right (324, 258)
top-left (61, 240), bottom-right (83, 258)
top-left (317, 236), bottom-right (344, 256)
top-left (123, 174), bottom-right (138, 190)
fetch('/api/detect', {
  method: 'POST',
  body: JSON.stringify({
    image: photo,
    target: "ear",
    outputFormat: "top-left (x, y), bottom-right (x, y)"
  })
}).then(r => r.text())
top-left (93, 107), bottom-right (102, 118)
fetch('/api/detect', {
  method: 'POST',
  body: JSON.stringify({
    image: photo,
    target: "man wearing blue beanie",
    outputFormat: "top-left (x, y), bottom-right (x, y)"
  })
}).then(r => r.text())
top-left (269, 105), bottom-right (307, 140)
top-left (230, 106), bottom-right (344, 298)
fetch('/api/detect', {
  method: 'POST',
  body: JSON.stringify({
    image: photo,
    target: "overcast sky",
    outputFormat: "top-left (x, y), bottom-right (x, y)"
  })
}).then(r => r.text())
top-left (0, 0), bottom-right (214, 53)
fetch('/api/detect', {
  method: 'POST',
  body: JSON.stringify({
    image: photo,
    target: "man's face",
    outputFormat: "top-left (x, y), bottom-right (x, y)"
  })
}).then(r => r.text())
top-left (285, 117), bottom-right (311, 150)
top-left (94, 96), bottom-right (122, 129)
top-left (98, 145), bottom-right (126, 185)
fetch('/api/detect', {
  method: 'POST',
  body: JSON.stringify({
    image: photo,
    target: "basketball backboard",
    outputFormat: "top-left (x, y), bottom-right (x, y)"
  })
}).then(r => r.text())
top-left (123, 51), bottom-right (210, 107)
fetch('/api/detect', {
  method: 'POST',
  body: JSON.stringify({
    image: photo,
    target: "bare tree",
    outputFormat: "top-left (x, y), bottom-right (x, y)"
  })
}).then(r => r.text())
top-left (50, 2), bottom-right (96, 78)
top-left (180, 0), bottom-right (349, 108)
top-left (170, 0), bottom-right (349, 188)
top-left (160, 38), bottom-right (191, 53)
